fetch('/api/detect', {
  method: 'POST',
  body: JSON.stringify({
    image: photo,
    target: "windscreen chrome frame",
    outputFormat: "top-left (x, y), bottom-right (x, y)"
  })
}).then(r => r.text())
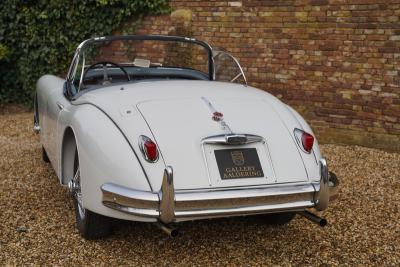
top-left (66, 35), bottom-right (215, 95)
top-left (78, 51), bottom-right (86, 91)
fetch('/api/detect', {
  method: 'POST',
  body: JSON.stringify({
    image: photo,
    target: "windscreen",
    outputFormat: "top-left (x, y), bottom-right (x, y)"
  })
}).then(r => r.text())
top-left (70, 38), bottom-right (212, 90)
top-left (83, 39), bottom-right (209, 73)
top-left (69, 36), bottom-right (212, 92)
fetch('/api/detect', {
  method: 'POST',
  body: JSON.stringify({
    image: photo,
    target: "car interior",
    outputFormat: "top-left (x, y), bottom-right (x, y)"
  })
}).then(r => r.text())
top-left (77, 62), bottom-right (209, 90)
top-left (67, 36), bottom-right (246, 97)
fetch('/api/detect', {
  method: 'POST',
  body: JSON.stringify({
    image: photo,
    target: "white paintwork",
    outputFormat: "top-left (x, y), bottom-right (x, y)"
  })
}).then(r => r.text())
top-left (36, 75), bottom-right (323, 222)
top-left (137, 96), bottom-right (308, 189)
top-left (36, 75), bottom-right (66, 174)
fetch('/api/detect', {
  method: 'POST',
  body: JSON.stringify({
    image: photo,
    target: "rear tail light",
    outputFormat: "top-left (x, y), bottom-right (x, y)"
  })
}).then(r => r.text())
top-left (139, 135), bottom-right (159, 162)
top-left (294, 128), bottom-right (314, 153)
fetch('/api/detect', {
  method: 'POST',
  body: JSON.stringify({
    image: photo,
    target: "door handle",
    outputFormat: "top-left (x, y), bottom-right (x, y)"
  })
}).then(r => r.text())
top-left (56, 102), bottom-right (64, 110)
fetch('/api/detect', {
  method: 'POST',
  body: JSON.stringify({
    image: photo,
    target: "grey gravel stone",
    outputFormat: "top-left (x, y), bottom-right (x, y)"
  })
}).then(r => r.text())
top-left (0, 110), bottom-right (399, 266)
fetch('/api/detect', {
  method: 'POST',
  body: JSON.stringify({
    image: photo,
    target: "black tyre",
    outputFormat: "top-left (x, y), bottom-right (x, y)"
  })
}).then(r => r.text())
top-left (74, 203), bottom-right (113, 240)
top-left (71, 149), bottom-right (113, 239)
top-left (261, 212), bottom-right (296, 225)
top-left (42, 147), bottom-right (50, 163)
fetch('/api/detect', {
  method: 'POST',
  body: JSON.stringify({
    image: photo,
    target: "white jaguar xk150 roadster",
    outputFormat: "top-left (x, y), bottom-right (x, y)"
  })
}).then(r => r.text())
top-left (34, 35), bottom-right (338, 239)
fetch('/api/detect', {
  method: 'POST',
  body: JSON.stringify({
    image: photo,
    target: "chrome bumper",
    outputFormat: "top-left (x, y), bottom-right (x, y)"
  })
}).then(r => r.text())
top-left (101, 159), bottom-right (338, 223)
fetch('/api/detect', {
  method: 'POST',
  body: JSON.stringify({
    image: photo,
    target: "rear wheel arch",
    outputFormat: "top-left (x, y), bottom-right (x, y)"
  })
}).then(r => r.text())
top-left (61, 127), bottom-right (78, 185)
top-left (61, 125), bottom-right (113, 239)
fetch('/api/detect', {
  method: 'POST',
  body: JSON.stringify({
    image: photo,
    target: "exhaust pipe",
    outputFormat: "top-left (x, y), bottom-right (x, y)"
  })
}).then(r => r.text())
top-left (154, 221), bottom-right (179, 237)
top-left (298, 210), bottom-right (327, 227)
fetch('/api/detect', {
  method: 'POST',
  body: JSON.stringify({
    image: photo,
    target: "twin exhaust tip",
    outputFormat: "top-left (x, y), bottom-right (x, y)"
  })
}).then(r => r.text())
top-left (298, 210), bottom-right (327, 227)
top-left (154, 222), bottom-right (179, 237)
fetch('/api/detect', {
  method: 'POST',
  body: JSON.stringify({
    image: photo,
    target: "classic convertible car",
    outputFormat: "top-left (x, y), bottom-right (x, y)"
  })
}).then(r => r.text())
top-left (34, 35), bottom-right (338, 239)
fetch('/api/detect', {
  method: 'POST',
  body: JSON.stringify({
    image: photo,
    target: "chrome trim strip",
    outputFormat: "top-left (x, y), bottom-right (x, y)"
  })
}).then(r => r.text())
top-left (175, 183), bottom-right (315, 201)
top-left (315, 158), bottom-right (329, 210)
top-left (67, 50), bottom-right (80, 82)
top-left (201, 133), bottom-right (264, 145)
top-left (56, 101), bottom-right (64, 110)
top-left (103, 202), bottom-right (159, 218)
top-left (201, 97), bottom-right (233, 134)
top-left (78, 51), bottom-right (86, 91)
top-left (175, 201), bottom-right (313, 220)
top-left (174, 184), bottom-right (315, 212)
top-left (101, 183), bottom-right (159, 214)
top-left (102, 183), bottom-right (159, 203)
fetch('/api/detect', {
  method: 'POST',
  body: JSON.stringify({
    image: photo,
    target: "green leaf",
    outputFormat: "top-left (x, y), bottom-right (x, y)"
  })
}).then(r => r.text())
top-left (0, 0), bottom-right (170, 105)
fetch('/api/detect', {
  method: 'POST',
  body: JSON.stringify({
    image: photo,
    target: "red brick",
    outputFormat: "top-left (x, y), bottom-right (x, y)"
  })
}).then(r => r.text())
top-left (112, 1), bottom-right (400, 151)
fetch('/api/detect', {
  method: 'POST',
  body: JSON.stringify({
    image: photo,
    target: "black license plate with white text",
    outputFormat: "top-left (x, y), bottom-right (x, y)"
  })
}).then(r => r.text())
top-left (214, 148), bottom-right (264, 179)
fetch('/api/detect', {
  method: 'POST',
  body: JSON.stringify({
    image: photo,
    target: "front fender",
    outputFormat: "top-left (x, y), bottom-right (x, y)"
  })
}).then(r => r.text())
top-left (61, 104), bottom-right (154, 220)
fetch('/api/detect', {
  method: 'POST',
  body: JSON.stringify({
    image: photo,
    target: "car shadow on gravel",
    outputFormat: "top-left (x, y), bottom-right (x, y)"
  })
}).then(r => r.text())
top-left (94, 214), bottom-right (314, 262)
top-left (113, 214), bottom-right (293, 240)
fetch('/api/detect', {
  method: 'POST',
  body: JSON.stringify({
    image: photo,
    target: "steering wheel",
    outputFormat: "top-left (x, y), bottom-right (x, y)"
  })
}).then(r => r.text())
top-left (81, 61), bottom-right (130, 88)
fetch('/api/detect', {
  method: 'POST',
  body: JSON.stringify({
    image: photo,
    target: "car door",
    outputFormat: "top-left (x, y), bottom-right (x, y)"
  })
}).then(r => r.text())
top-left (44, 82), bottom-right (70, 167)
top-left (44, 51), bottom-right (81, 168)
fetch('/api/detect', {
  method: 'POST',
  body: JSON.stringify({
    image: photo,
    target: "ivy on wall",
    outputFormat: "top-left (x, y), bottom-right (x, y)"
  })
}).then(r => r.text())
top-left (0, 0), bottom-right (170, 105)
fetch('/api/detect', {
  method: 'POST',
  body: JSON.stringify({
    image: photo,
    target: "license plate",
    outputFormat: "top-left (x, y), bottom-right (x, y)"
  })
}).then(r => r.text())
top-left (214, 148), bottom-right (264, 179)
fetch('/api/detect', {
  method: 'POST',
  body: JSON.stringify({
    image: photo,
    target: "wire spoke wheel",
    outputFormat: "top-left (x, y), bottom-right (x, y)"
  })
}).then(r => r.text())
top-left (72, 165), bottom-right (85, 219)
top-left (68, 148), bottom-right (113, 239)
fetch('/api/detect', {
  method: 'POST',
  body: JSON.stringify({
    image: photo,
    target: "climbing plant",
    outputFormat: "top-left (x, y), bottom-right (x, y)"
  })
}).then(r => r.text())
top-left (0, 0), bottom-right (170, 105)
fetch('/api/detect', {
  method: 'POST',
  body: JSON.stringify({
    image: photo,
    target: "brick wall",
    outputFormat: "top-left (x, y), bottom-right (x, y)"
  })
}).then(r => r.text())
top-left (126, 0), bottom-right (400, 151)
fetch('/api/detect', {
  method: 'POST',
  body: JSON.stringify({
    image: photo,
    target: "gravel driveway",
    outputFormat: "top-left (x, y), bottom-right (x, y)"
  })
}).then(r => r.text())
top-left (0, 110), bottom-right (399, 266)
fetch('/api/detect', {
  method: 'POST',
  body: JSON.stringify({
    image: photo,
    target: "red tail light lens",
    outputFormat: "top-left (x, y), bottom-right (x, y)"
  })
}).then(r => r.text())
top-left (144, 140), bottom-right (158, 161)
top-left (294, 128), bottom-right (314, 153)
top-left (139, 135), bottom-right (159, 162)
top-left (301, 132), bottom-right (314, 153)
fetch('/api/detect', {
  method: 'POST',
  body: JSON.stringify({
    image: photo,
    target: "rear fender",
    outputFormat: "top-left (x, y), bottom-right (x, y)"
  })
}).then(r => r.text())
top-left (60, 104), bottom-right (153, 220)
top-left (285, 105), bottom-right (322, 182)
top-left (286, 105), bottom-right (322, 160)
top-left (258, 95), bottom-right (322, 181)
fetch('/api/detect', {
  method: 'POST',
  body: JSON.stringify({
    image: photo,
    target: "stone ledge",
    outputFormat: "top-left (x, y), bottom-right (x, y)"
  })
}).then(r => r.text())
top-left (315, 126), bottom-right (400, 153)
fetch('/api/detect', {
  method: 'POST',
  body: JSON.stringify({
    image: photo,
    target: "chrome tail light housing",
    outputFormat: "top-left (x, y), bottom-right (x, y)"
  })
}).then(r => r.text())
top-left (138, 135), bottom-right (159, 162)
top-left (294, 128), bottom-right (314, 153)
